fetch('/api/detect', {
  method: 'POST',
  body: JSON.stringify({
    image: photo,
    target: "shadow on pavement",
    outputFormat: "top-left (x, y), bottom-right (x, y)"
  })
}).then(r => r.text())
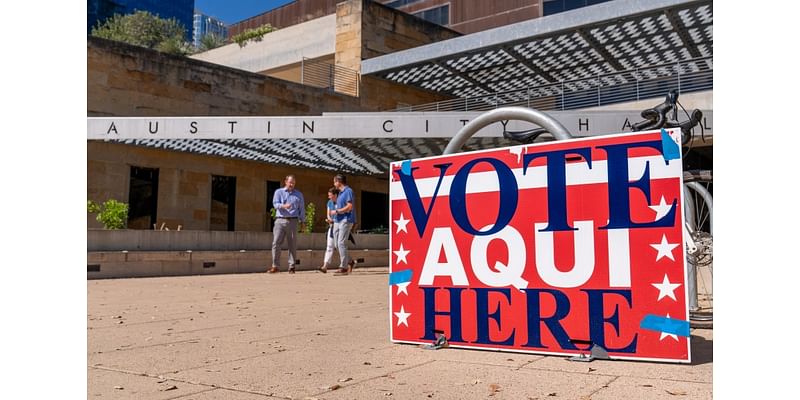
top-left (690, 332), bottom-right (713, 365)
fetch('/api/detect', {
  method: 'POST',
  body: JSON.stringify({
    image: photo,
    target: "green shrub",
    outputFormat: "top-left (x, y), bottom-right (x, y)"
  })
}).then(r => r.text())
top-left (231, 24), bottom-right (277, 48)
top-left (198, 33), bottom-right (226, 51)
top-left (87, 199), bottom-right (129, 229)
top-left (91, 10), bottom-right (191, 56)
top-left (302, 203), bottom-right (316, 233)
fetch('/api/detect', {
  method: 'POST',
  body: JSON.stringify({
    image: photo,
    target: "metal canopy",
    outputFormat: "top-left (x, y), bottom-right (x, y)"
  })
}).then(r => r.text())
top-left (361, 0), bottom-right (712, 99)
top-left (115, 137), bottom-right (520, 177)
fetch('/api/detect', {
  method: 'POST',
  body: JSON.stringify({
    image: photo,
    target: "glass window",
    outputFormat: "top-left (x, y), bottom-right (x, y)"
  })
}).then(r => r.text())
top-left (386, 0), bottom-right (425, 8)
top-left (413, 5), bottom-right (450, 26)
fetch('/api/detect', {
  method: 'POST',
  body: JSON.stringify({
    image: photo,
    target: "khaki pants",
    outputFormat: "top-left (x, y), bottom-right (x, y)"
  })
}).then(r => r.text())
top-left (272, 218), bottom-right (298, 268)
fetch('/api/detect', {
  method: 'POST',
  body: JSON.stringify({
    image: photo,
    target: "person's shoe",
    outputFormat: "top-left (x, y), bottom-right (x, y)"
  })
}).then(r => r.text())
top-left (334, 267), bottom-right (349, 276)
top-left (268, 266), bottom-right (279, 273)
top-left (347, 259), bottom-right (357, 273)
top-left (288, 267), bottom-right (296, 274)
top-left (318, 265), bottom-right (328, 273)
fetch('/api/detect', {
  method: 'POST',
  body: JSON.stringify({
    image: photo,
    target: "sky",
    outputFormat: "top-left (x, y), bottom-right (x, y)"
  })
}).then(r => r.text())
top-left (194, 0), bottom-right (296, 25)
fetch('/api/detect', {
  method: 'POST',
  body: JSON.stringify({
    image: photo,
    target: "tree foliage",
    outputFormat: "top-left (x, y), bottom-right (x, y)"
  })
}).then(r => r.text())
top-left (91, 10), bottom-right (191, 56)
top-left (198, 33), bottom-right (226, 52)
top-left (88, 199), bottom-right (129, 230)
top-left (231, 24), bottom-right (277, 48)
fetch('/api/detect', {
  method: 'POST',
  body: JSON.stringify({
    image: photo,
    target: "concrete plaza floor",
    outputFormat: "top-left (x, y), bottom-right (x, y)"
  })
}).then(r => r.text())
top-left (87, 268), bottom-right (712, 399)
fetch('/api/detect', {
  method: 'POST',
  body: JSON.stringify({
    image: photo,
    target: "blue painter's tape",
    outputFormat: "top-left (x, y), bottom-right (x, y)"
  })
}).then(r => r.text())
top-left (400, 160), bottom-right (412, 176)
top-left (389, 269), bottom-right (413, 286)
top-left (640, 314), bottom-right (691, 337)
top-left (661, 128), bottom-right (680, 162)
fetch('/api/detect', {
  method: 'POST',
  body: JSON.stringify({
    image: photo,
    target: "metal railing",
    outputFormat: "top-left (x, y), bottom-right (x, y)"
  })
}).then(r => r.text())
top-left (301, 57), bottom-right (360, 97)
top-left (392, 57), bottom-right (713, 112)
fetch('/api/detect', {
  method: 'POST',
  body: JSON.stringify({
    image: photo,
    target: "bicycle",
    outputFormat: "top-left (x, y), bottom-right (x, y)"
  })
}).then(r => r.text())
top-left (628, 90), bottom-right (712, 323)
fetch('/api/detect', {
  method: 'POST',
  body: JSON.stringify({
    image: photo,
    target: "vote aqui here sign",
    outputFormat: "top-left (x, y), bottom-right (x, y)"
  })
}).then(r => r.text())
top-left (388, 129), bottom-right (691, 363)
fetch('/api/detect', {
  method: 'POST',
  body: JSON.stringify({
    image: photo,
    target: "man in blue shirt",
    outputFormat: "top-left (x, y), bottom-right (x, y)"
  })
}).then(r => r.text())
top-left (270, 175), bottom-right (305, 274)
top-left (331, 174), bottom-right (356, 275)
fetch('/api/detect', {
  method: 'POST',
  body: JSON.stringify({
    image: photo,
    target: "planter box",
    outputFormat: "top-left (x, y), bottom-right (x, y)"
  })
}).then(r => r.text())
top-left (88, 229), bottom-right (388, 251)
top-left (87, 249), bottom-right (389, 279)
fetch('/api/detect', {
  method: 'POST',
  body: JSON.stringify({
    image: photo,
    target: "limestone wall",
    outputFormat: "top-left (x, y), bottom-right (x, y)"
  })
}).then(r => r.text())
top-left (335, 0), bottom-right (461, 72)
top-left (88, 36), bottom-right (363, 117)
top-left (88, 35), bottom-right (448, 114)
top-left (88, 141), bottom-right (388, 232)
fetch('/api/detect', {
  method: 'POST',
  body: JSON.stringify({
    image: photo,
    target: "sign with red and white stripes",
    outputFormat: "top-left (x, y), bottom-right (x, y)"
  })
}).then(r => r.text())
top-left (388, 129), bottom-right (690, 363)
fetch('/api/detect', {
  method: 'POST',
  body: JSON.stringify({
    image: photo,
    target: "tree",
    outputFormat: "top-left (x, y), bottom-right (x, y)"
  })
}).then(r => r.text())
top-left (198, 33), bottom-right (226, 52)
top-left (91, 10), bottom-right (191, 56)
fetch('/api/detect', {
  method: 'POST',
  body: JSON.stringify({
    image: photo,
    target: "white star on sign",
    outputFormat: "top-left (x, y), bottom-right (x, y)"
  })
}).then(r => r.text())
top-left (652, 274), bottom-right (682, 301)
top-left (650, 234), bottom-right (679, 261)
top-left (394, 213), bottom-right (411, 234)
top-left (393, 244), bottom-right (410, 265)
top-left (396, 281), bottom-right (410, 296)
top-left (659, 313), bottom-right (679, 341)
top-left (649, 196), bottom-right (674, 222)
top-left (394, 306), bottom-right (411, 327)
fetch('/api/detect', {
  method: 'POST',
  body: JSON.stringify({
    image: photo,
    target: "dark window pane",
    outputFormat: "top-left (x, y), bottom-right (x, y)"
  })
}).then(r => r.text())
top-left (211, 175), bottom-right (236, 231)
top-left (266, 180), bottom-right (281, 231)
top-left (414, 5), bottom-right (449, 26)
top-left (128, 166), bottom-right (159, 229)
top-left (359, 191), bottom-right (389, 233)
top-left (565, 0), bottom-right (587, 11)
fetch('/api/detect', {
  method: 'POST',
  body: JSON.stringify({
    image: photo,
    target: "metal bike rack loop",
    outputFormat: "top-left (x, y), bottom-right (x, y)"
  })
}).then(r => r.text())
top-left (443, 107), bottom-right (573, 154)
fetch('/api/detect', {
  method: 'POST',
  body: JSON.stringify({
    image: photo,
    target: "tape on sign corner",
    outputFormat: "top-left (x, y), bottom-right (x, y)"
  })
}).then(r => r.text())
top-left (389, 269), bottom-right (413, 286)
top-left (661, 128), bottom-right (681, 161)
top-left (639, 314), bottom-right (691, 337)
top-left (400, 160), bottom-right (412, 176)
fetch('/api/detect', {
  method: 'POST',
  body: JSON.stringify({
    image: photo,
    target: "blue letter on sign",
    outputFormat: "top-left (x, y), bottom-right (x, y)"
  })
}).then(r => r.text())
top-left (421, 287), bottom-right (465, 343)
top-left (396, 163), bottom-right (452, 237)
top-left (582, 289), bottom-right (638, 353)
top-left (597, 141), bottom-right (677, 230)
top-left (523, 289), bottom-right (577, 350)
top-left (522, 148), bottom-right (593, 232)
top-left (474, 288), bottom-right (516, 346)
top-left (450, 158), bottom-right (518, 236)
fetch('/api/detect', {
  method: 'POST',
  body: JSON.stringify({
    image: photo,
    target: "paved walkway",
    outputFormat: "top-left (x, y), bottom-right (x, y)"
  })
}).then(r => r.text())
top-left (88, 268), bottom-right (712, 399)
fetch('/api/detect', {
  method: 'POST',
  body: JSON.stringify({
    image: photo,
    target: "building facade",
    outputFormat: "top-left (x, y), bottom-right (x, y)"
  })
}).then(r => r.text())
top-left (377, 0), bottom-right (541, 33)
top-left (89, 0), bottom-right (713, 234)
top-left (87, 0), bottom-right (194, 40)
top-left (193, 12), bottom-right (228, 48)
top-left (227, 0), bottom-right (340, 38)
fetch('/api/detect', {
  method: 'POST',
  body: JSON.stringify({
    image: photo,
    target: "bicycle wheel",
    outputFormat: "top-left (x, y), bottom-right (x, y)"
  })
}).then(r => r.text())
top-left (683, 170), bottom-right (712, 322)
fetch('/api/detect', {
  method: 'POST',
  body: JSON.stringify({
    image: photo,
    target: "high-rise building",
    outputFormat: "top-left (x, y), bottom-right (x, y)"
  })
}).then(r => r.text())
top-left (193, 12), bottom-right (228, 49)
top-left (87, 0), bottom-right (195, 40)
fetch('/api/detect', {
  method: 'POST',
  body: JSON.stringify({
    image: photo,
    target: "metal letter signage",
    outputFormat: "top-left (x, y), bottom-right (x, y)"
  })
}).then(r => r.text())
top-left (389, 130), bottom-right (691, 363)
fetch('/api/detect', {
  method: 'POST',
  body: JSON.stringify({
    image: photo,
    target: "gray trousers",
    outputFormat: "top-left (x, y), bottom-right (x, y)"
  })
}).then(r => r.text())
top-left (333, 221), bottom-right (354, 268)
top-left (272, 218), bottom-right (298, 268)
